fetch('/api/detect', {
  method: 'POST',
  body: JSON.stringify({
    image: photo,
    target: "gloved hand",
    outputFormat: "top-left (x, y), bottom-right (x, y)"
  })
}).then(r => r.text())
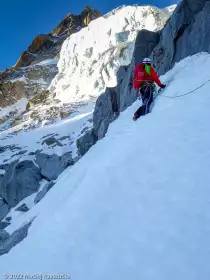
top-left (160, 84), bottom-right (166, 89)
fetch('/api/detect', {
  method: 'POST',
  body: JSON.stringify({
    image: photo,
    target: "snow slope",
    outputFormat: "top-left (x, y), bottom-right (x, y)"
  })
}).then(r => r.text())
top-left (50, 5), bottom-right (173, 104)
top-left (1, 53), bottom-right (210, 279)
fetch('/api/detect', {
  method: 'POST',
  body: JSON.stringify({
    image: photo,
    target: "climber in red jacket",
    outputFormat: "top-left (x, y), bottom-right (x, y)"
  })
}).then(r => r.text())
top-left (132, 58), bottom-right (166, 121)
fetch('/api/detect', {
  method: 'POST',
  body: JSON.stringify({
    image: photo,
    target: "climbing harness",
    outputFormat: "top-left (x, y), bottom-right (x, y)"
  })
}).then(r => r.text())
top-left (137, 81), bottom-right (155, 100)
top-left (136, 78), bottom-right (210, 103)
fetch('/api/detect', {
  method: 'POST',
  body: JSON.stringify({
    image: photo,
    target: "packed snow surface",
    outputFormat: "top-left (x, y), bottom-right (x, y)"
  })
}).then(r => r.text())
top-left (1, 53), bottom-right (210, 279)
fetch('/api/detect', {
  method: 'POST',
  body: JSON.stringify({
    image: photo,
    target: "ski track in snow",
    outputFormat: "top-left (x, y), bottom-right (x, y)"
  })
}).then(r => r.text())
top-left (0, 53), bottom-right (210, 279)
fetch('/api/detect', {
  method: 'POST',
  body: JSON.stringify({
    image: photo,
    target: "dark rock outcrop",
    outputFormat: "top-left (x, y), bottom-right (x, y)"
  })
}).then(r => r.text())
top-left (35, 152), bottom-right (73, 180)
top-left (151, 0), bottom-right (210, 74)
top-left (42, 137), bottom-right (62, 147)
top-left (0, 221), bottom-right (10, 230)
top-left (93, 88), bottom-right (119, 140)
top-left (0, 230), bottom-right (10, 243)
top-left (0, 81), bottom-right (26, 107)
top-left (34, 181), bottom-right (55, 204)
top-left (134, 29), bottom-right (160, 66)
top-left (15, 203), bottom-right (29, 212)
top-left (76, 129), bottom-right (97, 156)
top-left (53, 7), bottom-right (102, 36)
top-left (0, 161), bottom-right (42, 207)
top-left (0, 198), bottom-right (9, 221)
top-left (29, 34), bottom-right (52, 53)
top-left (15, 51), bottom-right (36, 68)
top-left (5, 216), bottom-right (12, 222)
top-left (0, 151), bottom-right (74, 209)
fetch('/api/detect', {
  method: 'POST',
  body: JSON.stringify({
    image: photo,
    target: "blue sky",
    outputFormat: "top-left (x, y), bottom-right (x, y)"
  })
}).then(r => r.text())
top-left (0, 0), bottom-right (176, 71)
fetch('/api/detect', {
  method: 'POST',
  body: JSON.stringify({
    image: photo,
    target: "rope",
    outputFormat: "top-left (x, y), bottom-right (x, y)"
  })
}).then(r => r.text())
top-left (159, 78), bottom-right (210, 99)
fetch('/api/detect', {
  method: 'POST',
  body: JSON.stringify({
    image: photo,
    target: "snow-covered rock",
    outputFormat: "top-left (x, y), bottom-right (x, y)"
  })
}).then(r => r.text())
top-left (0, 161), bottom-right (42, 207)
top-left (34, 181), bottom-right (55, 205)
top-left (0, 198), bottom-right (9, 221)
top-left (15, 204), bottom-right (30, 213)
top-left (50, 5), bottom-right (173, 105)
top-left (35, 152), bottom-right (73, 181)
top-left (0, 63), bottom-right (58, 131)
top-left (0, 230), bottom-right (9, 243)
top-left (151, 0), bottom-right (210, 75)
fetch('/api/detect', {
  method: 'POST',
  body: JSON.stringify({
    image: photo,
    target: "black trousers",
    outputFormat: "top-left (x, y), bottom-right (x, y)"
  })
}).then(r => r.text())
top-left (134, 84), bottom-right (154, 119)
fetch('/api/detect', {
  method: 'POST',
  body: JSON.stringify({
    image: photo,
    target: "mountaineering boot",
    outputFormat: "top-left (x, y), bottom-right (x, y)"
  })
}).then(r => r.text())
top-left (133, 116), bottom-right (137, 121)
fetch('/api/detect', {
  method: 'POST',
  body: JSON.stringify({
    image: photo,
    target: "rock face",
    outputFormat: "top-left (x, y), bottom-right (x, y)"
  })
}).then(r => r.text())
top-left (34, 181), bottom-right (55, 204)
top-left (52, 7), bottom-right (102, 36)
top-left (93, 88), bottom-right (119, 140)
top-left (0, 230), bottom-right (10, 243)
top-left (0, 63), bottom-right (58, 130)
top-left (0, 222), bottom-right (32, 256)
top-left (151, 0), bottom-right (210, 74)
top-left (0, 151), bottom-right (74, 209)
top-left (0, 221), bottom-right (10, 230)
top-left (0, 161), bottom-right (42, 207)
top-left (77, 129), bottom-right (97, 156)
top-left (35, 152), bottom-right (73, 181)
top-left (41, 137), bottom-right (62, 147)
top-left (15, 203), bottom-right (29, 212)
top-left (29, 34), bottom-right (52, 53)
top-left (0, 64), bottom-right (58, 109)
top-left (0, 81), bottom-right (26, 107)
top-left (15, 51), bottom-right (37, 68)
top-left (0, 198), bottom-right (9, 221)
top-left (15, 6), bottom-right (102, 69)
top-left (134, 29), bottom-right (160, 66)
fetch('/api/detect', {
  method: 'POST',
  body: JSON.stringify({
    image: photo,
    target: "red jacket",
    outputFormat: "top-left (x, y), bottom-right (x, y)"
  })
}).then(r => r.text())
top-left (133, 63), bottom-right (162, 89)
